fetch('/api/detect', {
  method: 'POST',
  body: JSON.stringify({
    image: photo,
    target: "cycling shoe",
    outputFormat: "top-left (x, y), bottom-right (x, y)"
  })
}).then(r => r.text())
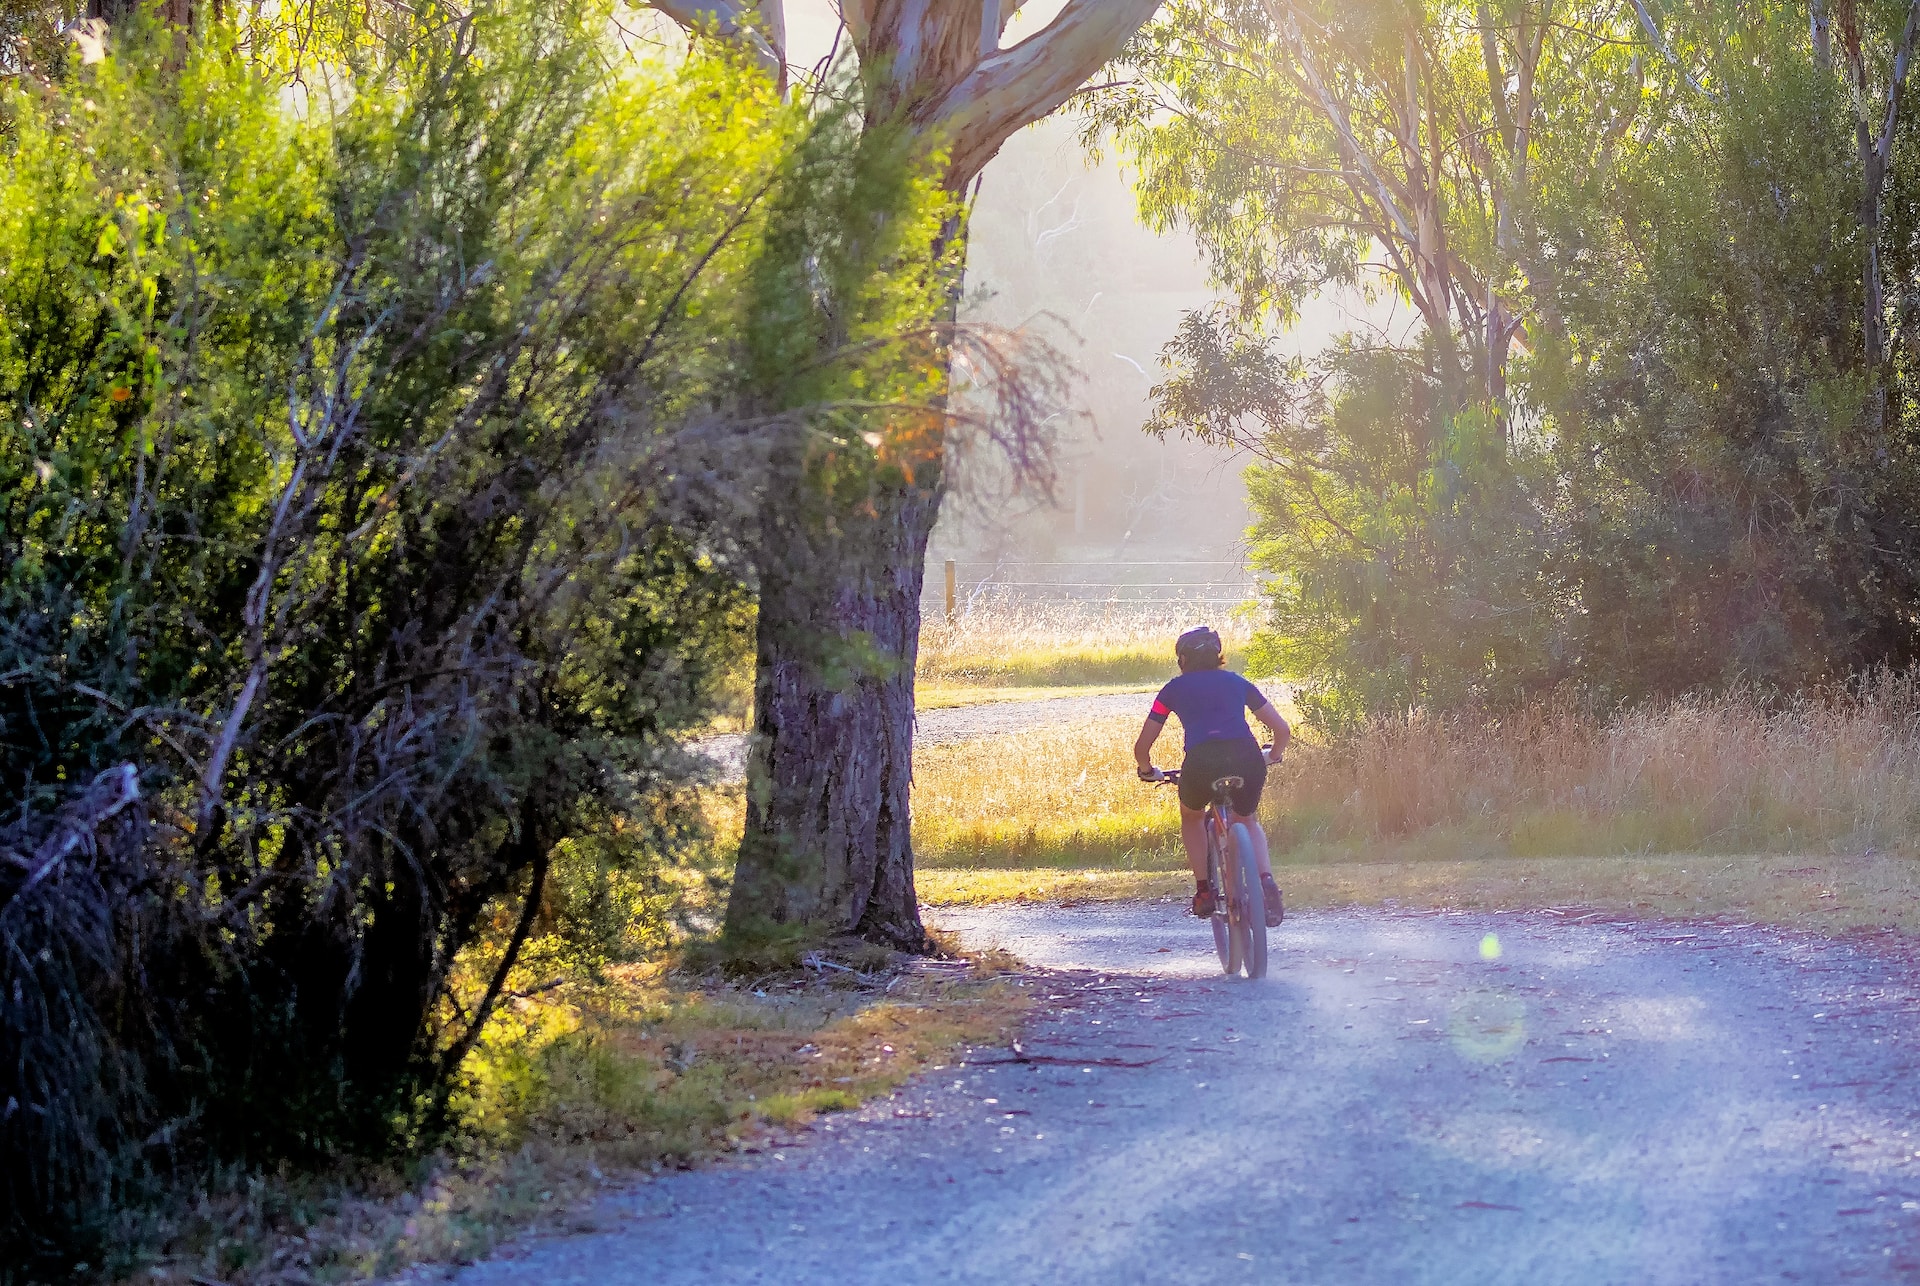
top-left (1260, 875), bottom-right (1284, 928)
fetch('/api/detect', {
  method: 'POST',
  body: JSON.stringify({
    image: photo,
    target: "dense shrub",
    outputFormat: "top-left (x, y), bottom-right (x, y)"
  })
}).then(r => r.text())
top-left (0, 4), bottom-right (791, 1259)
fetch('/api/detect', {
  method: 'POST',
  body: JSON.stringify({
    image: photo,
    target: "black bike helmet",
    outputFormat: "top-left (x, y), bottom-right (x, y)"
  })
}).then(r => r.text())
top-left (1175, 625), bottom-right (1224, 668)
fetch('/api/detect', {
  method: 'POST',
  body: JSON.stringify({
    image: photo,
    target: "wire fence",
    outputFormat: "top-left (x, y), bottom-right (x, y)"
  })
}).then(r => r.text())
top-left (922, 559), bottom-right (1259, 620)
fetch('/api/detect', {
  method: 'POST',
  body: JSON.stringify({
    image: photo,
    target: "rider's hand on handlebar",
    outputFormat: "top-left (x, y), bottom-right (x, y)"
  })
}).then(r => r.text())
top-left (1137, 764), bottom-right (1163, 782)
top-left (1263, 743), bottom-right (1283, 766)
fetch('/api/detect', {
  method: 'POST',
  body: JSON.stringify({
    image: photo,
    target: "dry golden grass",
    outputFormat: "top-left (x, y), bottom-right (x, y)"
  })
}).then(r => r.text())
top-left (122, 955), bottom-right (1026, 1284)
top-left (919, 867), bottom-right (1190, 904)
top-left (913, 714), bottom-right (1188, 871)
top-left (1271, 681), bottom-right (1920, 858)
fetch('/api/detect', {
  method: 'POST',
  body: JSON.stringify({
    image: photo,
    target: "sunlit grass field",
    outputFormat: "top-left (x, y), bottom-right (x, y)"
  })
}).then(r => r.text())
top-left (913, 714), bottom-right (1187, 871)
top-left (916, 681), bottom-right (1158, 709)
top-left (913, 686), bottom-right (1920, 934)
top-left (706, 603), bottom-right (1247, 730)
top-left (917, 602), bottom-right (1249, 692)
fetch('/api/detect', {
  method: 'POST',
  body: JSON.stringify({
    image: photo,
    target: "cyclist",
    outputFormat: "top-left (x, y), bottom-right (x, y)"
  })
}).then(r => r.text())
top-left (1133, 625), bottom-right (1290, 928)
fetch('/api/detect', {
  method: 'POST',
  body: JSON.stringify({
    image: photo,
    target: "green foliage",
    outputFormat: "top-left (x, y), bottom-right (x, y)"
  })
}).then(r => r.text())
top-left (1098, 0), bottom-right (1920, 723)
top-left (1179, 329), bottom-right (1560, 728)
top-left (0, 1), bottom-right (817, 1259)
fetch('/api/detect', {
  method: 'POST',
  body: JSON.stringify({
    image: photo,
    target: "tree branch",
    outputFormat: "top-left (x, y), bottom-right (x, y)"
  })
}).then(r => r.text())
top-left (1875, 0), bottom-right (1920, 173)
top-left (1627, 0), bottom-right (1714, 99)
top-left (647, 0), bottom-right (782, 76)
top-left (437, 823), bottom-right (550, 1087)
top-left (930, 0), bottom-right (1163, 185)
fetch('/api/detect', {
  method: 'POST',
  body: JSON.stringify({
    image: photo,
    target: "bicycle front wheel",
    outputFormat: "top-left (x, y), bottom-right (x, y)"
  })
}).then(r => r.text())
top-left (1230, 822), bottom-right (1268, 980)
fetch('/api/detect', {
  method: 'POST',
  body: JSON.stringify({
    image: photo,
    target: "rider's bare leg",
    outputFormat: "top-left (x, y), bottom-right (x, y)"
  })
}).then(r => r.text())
top-left (1179, 805), bottom-right (1209, 881)
top-left (1230, 811), bottom-right (1274, 879)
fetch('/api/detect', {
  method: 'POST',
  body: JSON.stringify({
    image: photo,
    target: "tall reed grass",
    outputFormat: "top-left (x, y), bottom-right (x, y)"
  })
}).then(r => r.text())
top-left (1274, 676), bottom-right (1920, 859)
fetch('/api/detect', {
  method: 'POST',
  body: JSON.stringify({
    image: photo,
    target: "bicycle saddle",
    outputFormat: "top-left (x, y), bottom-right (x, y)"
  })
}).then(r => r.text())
top-left (1211, 774), bottom-right (1245, 791)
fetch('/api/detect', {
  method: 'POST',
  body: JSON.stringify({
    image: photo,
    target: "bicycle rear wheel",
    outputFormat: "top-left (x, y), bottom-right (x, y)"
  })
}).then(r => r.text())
top-left (1208, 830), bottom-right (1236, 974)
top-left (1229, 822), bottom-right (1268, 980)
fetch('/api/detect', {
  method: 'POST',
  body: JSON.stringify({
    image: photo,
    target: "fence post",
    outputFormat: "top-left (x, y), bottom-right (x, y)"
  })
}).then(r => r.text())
top-left (944, 559), bottom-right (956, 624)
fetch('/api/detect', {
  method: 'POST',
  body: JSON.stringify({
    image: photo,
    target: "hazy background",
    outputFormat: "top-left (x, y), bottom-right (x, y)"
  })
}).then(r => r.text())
top-left (778, 4), bottom-right (1369, 605)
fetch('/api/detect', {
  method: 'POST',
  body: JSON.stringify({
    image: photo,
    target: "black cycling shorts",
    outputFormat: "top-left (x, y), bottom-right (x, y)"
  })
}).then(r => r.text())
top-left (1178, 738), bottom-right (1267, 815)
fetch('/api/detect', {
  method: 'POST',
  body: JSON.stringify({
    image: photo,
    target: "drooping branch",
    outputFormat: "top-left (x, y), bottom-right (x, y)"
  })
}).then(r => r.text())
top-left (1476, 2), bottom-right (1515, 151)
top-left (0, 765), bottom-right (140, 918)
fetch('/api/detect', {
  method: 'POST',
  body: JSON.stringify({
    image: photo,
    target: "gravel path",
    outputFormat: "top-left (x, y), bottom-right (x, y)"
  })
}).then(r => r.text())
top-left (450, 903), bottom-right (1920, 1284)
top-left (691, 691), bottom-right (1149, 780)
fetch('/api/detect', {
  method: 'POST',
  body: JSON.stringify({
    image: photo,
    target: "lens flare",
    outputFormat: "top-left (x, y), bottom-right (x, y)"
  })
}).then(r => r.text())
top-left (1479, 933), bottom-right (1502, 960)
top-left (1448, 987), bottom-right (1527, 1062)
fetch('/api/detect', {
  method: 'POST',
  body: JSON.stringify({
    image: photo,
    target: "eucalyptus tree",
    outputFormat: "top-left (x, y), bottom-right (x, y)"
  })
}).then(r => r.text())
top-left (1087, 0), bottom-right (1645, 719)
top-left (1095, 0), bottom-right (1920, 717)
top-left (653, 1), bottom-right (1165, 949)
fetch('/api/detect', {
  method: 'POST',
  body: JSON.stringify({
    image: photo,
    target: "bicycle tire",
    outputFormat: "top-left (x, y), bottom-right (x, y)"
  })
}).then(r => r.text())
top-left (1230, 822), bottom-right (1268, 980)
top-left (1208, 829), bottom-right (1235, 974)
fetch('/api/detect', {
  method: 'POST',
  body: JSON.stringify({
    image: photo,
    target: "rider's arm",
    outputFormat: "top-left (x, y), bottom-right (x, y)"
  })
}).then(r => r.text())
top-left (1136, 688), bottom-right (1175, 777)
top-left (1252, 701), bottom-right (1291, 755)
top-left (1133, 717), bottom-right (1163, 776)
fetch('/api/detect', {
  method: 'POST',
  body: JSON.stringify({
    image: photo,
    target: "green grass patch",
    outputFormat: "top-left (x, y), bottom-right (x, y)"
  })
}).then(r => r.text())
top-left (918, 852), bottom-right (1920, 936)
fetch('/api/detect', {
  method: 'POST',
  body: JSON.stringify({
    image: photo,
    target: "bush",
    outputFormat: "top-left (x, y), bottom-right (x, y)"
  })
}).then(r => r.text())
top-left (0, 4), bottom-right (794, 1260)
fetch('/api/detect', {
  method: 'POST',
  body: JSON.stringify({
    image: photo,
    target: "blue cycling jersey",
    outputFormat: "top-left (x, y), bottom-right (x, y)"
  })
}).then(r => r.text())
top-left (1147, 669), bottom-right (1268, 751)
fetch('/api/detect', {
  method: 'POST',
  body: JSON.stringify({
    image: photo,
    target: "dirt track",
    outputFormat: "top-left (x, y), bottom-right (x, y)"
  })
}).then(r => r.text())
top-left (691, 691), bottom-right (1148, 780)
top-left (448, 903), bottom-right (1920, 1284)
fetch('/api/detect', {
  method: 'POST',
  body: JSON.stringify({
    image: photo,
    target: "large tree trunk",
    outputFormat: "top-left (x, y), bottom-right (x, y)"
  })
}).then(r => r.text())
top-left (727, 476), bottom-right (941, 949)
top-left (707, 0), bottom-right (1160, 950)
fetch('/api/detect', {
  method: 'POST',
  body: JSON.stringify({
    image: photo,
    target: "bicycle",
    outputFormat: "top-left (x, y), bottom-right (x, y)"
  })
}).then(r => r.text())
top-left (1146, 754), bottom-right (1272, 980)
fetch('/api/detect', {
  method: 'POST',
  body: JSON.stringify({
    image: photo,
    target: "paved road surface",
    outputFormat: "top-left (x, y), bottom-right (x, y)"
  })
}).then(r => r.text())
top-left (692, 691), bottom-right (1149, 780)
top-left (450, 904), bottom-right (1920, 1284)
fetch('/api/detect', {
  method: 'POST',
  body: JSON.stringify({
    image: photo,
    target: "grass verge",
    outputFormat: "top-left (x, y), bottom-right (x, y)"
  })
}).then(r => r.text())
top-left (911, 693), bottom-right (1920, 936)
top-left (912, 714), bottom-right (1188, 870)
top-left (918, 854), bottom-right (1920, 935)
top-left (117, 949), bottom-right (1027, 1284)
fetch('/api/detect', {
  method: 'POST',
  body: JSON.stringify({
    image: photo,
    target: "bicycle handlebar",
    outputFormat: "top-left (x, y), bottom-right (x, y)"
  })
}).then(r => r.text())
top-left (1141, 745), bottom-right (1281, 785)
